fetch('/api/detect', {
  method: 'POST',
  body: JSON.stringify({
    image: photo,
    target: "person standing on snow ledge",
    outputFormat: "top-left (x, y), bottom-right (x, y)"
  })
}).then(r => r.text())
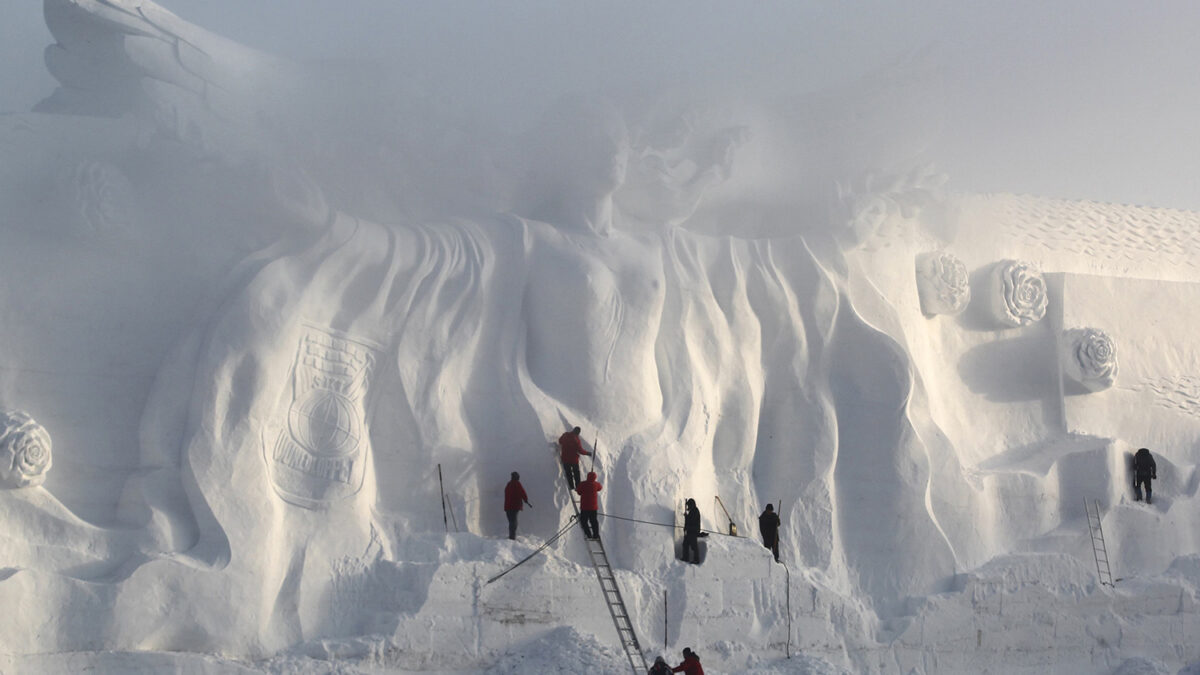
top-left (576, 471), bottom-right (603, 539)
top-left (1133, 447), bottom-right (1157, 504)
top-left (558, 426), bottom-right (590, 490)
top-left (681, 498), bottom-right (702, 564)
top-left (504, 472), bottom-right (532, 539)
top-left (759, 503), bottom-right (781, 562)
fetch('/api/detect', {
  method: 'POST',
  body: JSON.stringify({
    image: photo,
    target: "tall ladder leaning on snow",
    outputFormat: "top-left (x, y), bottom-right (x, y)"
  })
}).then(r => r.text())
top-left (565, 483), bottom-right (649, 674)
top-left (1085, 499), bottom-right (1115, 587)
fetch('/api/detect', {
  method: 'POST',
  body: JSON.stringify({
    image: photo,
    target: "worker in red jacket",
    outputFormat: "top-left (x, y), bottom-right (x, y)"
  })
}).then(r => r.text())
top-left (671, 647), bottom-right (704, 674)
top-left (558, 426), bottom-right (591, 490)
top-left (575, 471), bottom-right (603, 540)
top-left (504, 471), bottom-right (532, 540)
top-left (672, 643), bottom-right (705, 667)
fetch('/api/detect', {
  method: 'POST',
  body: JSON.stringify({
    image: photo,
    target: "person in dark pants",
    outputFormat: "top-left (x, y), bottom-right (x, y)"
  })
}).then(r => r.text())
top-left (1133, 447), bottom-right (1158, 504)
top-left (558, 426), bottom-right (591, 490)
top-left (682, 498), bottom-right (701, 564)
top-left (758, 503), bottom-right (781, 562)
top-left (576, 471), bottom-right (603, 539)
top-left (504, 471), bottom-right (531, 539)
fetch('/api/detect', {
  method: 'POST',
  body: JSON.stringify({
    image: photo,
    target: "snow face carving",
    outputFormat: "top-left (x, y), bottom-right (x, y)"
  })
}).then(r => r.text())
top-left (0, 410), bottom-right (52, 489)
top-left (987, 259), bottom-right (1048, 327)
top-left (264, 327), bottom-right (378, 509)
top-left (915, 251), bottom-right (970, 316)
top-left (1061, 328), bottom-right (1118, 392)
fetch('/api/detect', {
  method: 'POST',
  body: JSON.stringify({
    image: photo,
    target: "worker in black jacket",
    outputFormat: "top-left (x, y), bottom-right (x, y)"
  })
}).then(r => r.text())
top-left (682, 498), bottom-right (701, 564)
top-left (759, 504), bottom-right (781, 562)
top-left (1133, 447), bottom-right (1158, 504)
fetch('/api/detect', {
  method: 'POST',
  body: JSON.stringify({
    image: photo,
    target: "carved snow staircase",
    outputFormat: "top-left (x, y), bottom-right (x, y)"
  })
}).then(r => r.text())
top-left (1085, 499), bottom-right (1114, 587)
top-left (565, 486), bottom-right (648, 675)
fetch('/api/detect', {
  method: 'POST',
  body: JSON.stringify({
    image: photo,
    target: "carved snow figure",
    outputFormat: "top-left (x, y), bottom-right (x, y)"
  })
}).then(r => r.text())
top-left (1061, 328), bottom-right (1118, 392)
top-left (0, 0), bottom-right (1043, 664)
top-left (0, 410), bottom-right (52, 488)
top-left (986, 259), bottom-right (1048, 327)
top-left (915, 250), bottom-right (970, 316)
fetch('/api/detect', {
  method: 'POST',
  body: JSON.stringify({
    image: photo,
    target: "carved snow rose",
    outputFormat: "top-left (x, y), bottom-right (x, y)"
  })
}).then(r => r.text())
top-left (915, 251), bottom-right (970, 316)
top-left (987, 260), bottom-right (1047, 327)
top-left (1062, 328), bottom-right (1118, 392)
top-left (0, 410), bottom-right (52, 488)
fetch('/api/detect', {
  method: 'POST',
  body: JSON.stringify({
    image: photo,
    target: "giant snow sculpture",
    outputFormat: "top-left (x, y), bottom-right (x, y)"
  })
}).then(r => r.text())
top-left (3, 0), bottom-right (1200, 672)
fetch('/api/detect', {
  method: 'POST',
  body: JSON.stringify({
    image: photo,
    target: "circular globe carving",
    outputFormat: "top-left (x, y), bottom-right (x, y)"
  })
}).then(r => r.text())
top-left (287, 389), bottom-right (360, 457)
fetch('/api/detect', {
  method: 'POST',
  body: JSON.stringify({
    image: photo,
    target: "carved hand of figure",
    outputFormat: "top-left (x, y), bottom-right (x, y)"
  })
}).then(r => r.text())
top-left (262, 162), bottom-right (333, 232)
top-left (699, 126), bottom-right (750, 183)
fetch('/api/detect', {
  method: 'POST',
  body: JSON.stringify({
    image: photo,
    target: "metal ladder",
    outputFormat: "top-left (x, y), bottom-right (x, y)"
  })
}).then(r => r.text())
top-left (1085, 499), bottom-right (1114, 587)
top-left (566, 486), bottom-right (648, 674)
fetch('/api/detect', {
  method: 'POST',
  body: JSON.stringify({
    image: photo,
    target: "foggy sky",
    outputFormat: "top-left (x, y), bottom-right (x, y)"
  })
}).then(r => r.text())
top-left (3, 1), bottom-right (1199, 211)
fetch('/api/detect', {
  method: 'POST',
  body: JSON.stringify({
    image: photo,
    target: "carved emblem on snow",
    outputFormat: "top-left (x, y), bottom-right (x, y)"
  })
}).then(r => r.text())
top-left (265, 328), bottom-right (378, 509)
top-left (1061, 328), bottom-right (1118, 392)
top-left (0, 410), bottom-right (52, 489)
top-left (55, 160), bottom-right (138, 238)
top-left (915, 251), bottom-right (970, 316)
top-left (986, 260), bottom-right (1047, 327)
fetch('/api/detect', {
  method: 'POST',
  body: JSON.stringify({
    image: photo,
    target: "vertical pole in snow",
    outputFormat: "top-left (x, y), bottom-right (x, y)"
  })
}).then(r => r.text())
top-left (438, 464), bottom-right (448, 532)
top-left (779, 497), bottom-right (791, 659)
top-left (784, 561), bottom-right (792, 659)
top-left (778, 497), bottom-right (783, 562)
top-left (590, 438), bottom-right (597, 474)
top-left (663, 589), bottom-right (668, 649)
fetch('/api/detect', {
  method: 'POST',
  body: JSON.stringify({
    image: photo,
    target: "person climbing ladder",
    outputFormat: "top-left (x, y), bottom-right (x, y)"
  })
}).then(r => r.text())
top-left (558, 426), bottom-right (591, 490)
top-left (576, 471), bottom-right (603, 539)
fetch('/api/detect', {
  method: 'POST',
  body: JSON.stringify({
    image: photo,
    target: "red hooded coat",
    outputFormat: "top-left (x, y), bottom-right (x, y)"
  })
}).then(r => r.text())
top-left (575, 473), bottom-right (602, 511)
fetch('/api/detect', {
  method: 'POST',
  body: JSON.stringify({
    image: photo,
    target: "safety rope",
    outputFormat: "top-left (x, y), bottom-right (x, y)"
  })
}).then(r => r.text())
top-left (485, 515), bottom-right (579, 585)
top-left (597, 511), bottom-right (739, 538)
top-left (488, 508), bottom-right (740, 585)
